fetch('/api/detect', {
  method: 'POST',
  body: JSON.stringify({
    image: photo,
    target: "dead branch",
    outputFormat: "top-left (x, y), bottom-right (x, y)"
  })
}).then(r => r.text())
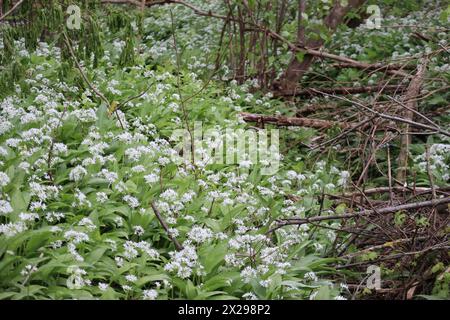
top-left (332, 62), bottom-right (415, 71)
top-left (426, 145), bottom-right (437, 200)
top-left (296, 103), bottom-right (338, 116)
top-left (312, 90), bottom-right (450, 137)
top-left (263, 29), bottom-right (410, 85)
top-left (101, 0), bottom-right (145, 5)
top-left (338, 186), bottom-right (450, 198)
top-left (336, 242), bottom-right (450, 269)
top-left (271, 197), bottom-right (450, 231)
top-left (310, 116), bottom-right (377, 150)
top-left (0, 0), bottom-right (24, 22)
top-left (62, 32), bottom-right (110, 106)
top-left (342, 236), bottom-right (430, 259)
top-left (275, 84), bottom-right (407, 98)
top-left (240, 112), bottom-right (351, 129)
top-left (274, 0), bottom-right (367, 91)
top-left (150, 201), bottom-right (184, 251)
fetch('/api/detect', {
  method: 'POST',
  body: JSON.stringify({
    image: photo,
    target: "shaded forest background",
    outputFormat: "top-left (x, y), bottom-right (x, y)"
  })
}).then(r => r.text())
top-left (0, 0), bottom-right (449, 300)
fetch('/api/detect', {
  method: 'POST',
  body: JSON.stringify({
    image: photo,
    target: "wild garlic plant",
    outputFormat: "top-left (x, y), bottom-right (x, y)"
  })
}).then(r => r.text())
top-left (0, 0), bottom-right (448, 300)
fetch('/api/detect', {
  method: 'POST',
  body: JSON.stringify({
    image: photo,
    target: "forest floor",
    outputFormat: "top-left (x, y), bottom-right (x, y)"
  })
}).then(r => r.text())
top-left (0, 0), bottom-right (449, 300)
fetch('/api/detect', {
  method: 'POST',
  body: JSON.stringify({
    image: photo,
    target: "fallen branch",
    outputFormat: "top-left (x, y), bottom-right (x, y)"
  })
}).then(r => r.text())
top-left (0, 0), bottom-right (24, 22)
top-left (338, 186), bottom-right (450, 197)
top-left (310, 116), bottom-right (378, 151)
top-left (342, 236), bottom-right (430, 259)
top-left (101, 0), bottom-right (142, 5)
top-left (275, 84), bottom-right (407, 98)
top-left (336, 242), bottom-right (450, 269)
top-left (305, 48), bottom-right (410, 78)
top-left (312, 90), bottom-right (450, 137)
top-left (270, 197), bottom-right (450, 232)
top-left (240, 112), bottom-right (351, 129)
top-left (388, 95), bottom-right (441, 130)
top-left (332, 62), bottom-right (415, 71)
top-left (150, 201), bottom-right (184, 251)
top-left (262, 29), bottom-right (411, 82)
top-left (296, 104), bottom-right (338, 116)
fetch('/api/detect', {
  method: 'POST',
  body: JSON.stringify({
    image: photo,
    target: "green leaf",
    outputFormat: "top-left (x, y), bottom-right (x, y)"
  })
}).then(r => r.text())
top-left (185, 280), bottom-right (197, 299)
top-left (10, 188), bottom-right (30, 214)
top-left (0, 291), bottom-right (18, 300)
top-left (200, 241), bottom-right (227, 274)
top-left (428, 95), bottom-right (446, 106)
top-left (335, 203), bottom-right (347, 215)
top-left (136, 274), bottom-right (170, 287)
top-left (296, 51), bottom-right (306, 63)
top-left (314, 285), bottom-right (331, 300)
top-left (86, 247), bottom-right (108, 265)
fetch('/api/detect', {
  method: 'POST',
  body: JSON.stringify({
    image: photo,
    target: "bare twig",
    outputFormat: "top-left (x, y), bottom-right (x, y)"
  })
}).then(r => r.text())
top-left (240, 112), bottom-right (351, 129)
top-left (0, 0), bottom-right (24, 22)
top-left (336, 242), bottom-right (450, 269)
top-left (336, 186), bottom-right (450, 198)
top-left (311, 89), bottom-right (450, 137)
top-left (310, 116), bottom-right (377, 151)
top-left (343, 237), bottom-right (424, 259)
top-left (62, 32), bottom-right (125, 130)
top-left (62, 32), bottom-right (110, 106)
top-left (169, 9), bottom-right (195, 165)
top-left (387, 146), bottom-right (394, 204)
top-left (274, 84), bottom-right (407, 97)
top-left (150, 201), bottom-right (184, 251)
top-left (270, 197), bottom-right (450, 232)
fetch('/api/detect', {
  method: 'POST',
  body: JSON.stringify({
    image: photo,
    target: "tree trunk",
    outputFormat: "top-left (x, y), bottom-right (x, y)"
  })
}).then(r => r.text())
top-left (273, 0), bottom-right (367, 93)
top-left (236, 4), bottom-right (246, 83)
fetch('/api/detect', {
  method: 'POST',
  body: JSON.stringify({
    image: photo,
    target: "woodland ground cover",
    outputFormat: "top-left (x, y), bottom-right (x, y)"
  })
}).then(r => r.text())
top-left (0, 0), bottom-right (449, 300)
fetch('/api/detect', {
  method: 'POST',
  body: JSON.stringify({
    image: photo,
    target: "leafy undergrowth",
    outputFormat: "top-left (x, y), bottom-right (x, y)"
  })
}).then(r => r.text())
top-left (0, 1), bottom-right (449, 300)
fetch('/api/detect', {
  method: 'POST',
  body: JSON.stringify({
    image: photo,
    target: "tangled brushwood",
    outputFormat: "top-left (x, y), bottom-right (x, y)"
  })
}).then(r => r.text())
top-left (0, 0), bottom-right (449, 300)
